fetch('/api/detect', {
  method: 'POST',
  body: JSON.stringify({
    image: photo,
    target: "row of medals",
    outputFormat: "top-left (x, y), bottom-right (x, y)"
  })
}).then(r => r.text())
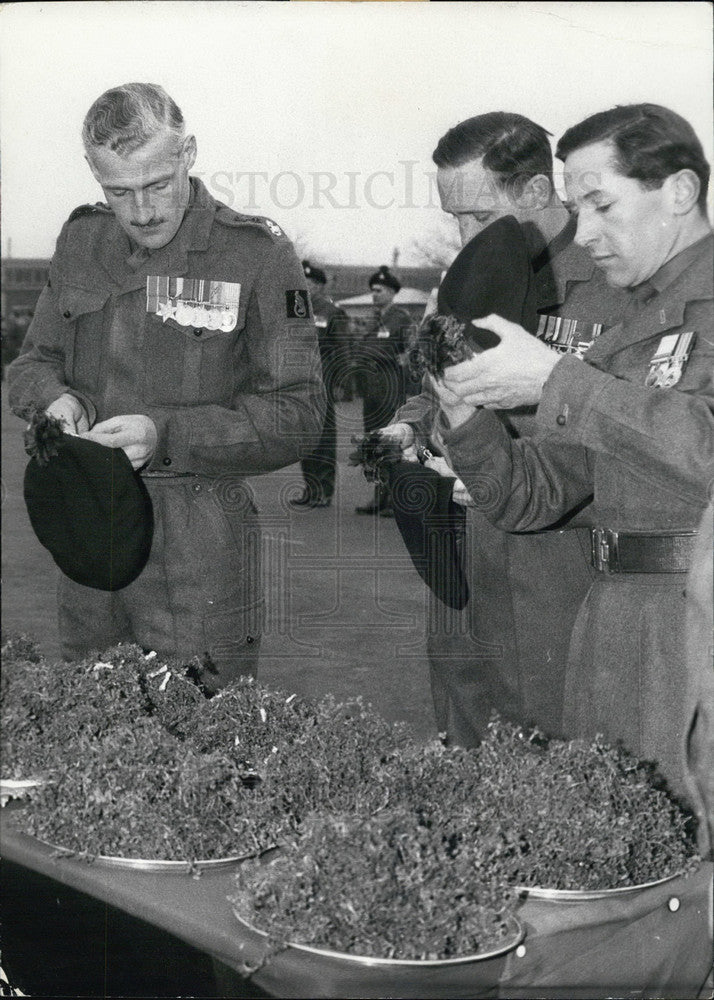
top-left (158, 299), bottom-right (238, 332)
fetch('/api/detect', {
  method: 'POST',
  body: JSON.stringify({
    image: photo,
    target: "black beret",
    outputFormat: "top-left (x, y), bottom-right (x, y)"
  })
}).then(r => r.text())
top-left (408, 216), bottom-right (540, 378)
top-left (302, 260), bottom-right (327, 285)
top-left (348, 430), bottom-right (467, 609)
top-left (438, 215), bottom-right (539, 343)
top-left (23, 414), bottom-right (153, 591)
top-left (387, 460), bottom-right (468, 610)
top-left (369, 266), bottom-right (401, 293)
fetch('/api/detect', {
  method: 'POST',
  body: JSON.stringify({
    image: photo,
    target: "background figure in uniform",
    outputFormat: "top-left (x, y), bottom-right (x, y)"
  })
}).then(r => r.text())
top-left (382, 112), bottom-right (626, 744)
top-left (433, 104), bottom-right (713, 799)
top-left (355, 265), bottom-right (413, 516)
top-left (7, 82), bottom-right (324, 694)
top-left (290, 260), bottom-right (348, 509)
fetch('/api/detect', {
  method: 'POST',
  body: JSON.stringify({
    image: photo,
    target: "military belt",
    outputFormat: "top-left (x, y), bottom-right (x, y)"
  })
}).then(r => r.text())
top-left (590, 528), bottom-right (698, 574)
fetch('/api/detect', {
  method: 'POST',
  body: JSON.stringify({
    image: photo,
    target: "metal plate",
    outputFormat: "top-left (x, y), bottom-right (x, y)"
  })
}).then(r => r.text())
top-left (516, 871), bottom-right (684, 901)
top-left (54, 850), bottom-right (251, 872)
top-left (36, 840), bottom-right (270, 873)
top-left (232, 910), bottom-right (524, 967)
top-left (5, 789), bottom-right (276, 871)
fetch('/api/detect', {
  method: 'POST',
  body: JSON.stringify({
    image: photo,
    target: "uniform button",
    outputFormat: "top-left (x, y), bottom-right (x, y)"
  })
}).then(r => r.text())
top-left (193, 328), bottom-right (203, 337)
top-left (163, 457), bottom-right (172, 466)
top-left (246, 635), bottom-right (255, 645)
top-left (556, 414), bottom-right (567, 426)
top-left (193, 483), bottom-right (202, 493)
top-left (63, 310), bottom-right (71, 319)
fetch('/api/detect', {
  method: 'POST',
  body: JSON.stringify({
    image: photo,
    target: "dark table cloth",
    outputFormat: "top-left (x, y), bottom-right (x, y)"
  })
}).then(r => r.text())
top-left (1, 809), bottom-right (712, 998)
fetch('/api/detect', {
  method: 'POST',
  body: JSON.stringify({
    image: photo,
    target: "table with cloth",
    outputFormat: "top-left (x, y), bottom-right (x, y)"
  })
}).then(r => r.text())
top-left (1, 809), bottom-right (711, 998)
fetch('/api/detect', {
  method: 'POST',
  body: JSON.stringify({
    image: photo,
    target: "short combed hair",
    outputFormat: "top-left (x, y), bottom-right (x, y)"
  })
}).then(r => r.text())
top-left (432, 112), bottom-right (554, 192)
top-left (82, 83), bottom-right (185, 156)
top-left (556, 104), bottom-right (710, 212)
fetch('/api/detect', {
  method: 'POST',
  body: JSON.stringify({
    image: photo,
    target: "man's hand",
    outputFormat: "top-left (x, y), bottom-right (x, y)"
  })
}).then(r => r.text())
top-left (420, 454), bottom-right (474, 506)
top-left (429, 374), bottom-right (478, 430)
top-left (451, 479), bottom-right (474, 507)
top-left (45, 394), bottom-right (90, 435)
top-left (380, 422), bottom-right (419, 462)
top-left (441, 314), bottom-right (561, 410)
top-left (81, 414), bottom-right (158, 470)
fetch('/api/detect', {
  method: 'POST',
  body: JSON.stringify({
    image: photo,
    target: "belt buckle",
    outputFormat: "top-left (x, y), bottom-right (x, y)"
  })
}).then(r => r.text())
top-left (591, 528), bottom-right (620, 573)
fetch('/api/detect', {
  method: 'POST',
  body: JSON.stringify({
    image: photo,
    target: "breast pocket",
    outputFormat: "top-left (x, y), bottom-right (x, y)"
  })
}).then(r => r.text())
top-left (142, 314), bottom-right (242, 405)
top-left (59, 284), bottom-right (110, 392)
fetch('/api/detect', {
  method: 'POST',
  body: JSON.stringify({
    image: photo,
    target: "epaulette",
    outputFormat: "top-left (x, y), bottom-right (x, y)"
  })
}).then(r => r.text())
top-left (214, 205), bottom-right (288, 241)
top-left (68, 202), bottom-right (113, 223)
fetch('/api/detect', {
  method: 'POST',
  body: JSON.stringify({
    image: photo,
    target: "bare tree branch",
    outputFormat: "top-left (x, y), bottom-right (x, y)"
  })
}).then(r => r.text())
top-left (408, 220), bottom-right (461, 269)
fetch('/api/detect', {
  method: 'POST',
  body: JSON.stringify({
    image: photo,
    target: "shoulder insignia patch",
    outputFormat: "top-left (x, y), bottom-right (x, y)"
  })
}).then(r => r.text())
top-left (214, 208), bottom-right (287, 240)
top-left (262, 218), bottom-right (285, 238)
top-left (68, 202), bottom-right (112, 223)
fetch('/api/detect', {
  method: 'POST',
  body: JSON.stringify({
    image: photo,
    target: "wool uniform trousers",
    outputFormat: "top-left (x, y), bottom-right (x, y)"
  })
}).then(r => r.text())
top-left (299, 394), bottom-right (337, 501)
top-left (58, 474), bottom-right (264, 693)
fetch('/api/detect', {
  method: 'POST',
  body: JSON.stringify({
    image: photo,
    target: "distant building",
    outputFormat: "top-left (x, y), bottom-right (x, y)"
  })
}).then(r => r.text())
top-left (336, 287), bottom-right (430, 323)
top-left (324, 264), bottom-right (441, 303)
top-left (2, 258), bottom-right (50, 319)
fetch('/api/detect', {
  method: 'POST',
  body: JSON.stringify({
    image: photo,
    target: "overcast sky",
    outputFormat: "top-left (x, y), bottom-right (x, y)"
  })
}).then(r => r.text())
top-left (1, 1), bottom-right (712, 265)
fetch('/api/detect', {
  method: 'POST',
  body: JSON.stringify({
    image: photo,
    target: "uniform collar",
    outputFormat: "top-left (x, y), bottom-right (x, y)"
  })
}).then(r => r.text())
top-left (531, 215), bottom-right (577, 274)
top-left (534, 218), bottom-right (596, 312)
top-left (179, 177), bottom-right (216, 254)
top-left (612, 232), bottom-right (713, 321)
top-left (647, 231), bottom-right (713, 296)
top-left (586, 230), bottom-right (713, 363)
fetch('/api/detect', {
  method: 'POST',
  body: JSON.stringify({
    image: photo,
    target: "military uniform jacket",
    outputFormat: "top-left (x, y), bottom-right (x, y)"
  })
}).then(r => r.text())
top-left (396, 217), bottom-right (624, 437)
top-left (309, 290), bottom-right (349, 372)
top-left (8, 178), bottom-right (325, 479)
top-left (443, 233), bottom-right (714, 536)
top-left (360, 302), bottom-right (413, 363)
top-left (442, 233), bottom-right (713, 785)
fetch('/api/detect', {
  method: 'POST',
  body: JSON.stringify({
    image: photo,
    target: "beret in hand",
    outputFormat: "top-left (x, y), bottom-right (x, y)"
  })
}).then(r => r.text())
top-left (410, 215), bottom-right (539, 378)
top-left (24, 412), bottom-right (154, 591)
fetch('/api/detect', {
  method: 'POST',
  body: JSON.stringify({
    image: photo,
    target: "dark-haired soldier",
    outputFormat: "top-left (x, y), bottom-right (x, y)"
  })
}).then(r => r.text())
top-left (8, 82), bottom-right (324, 691)
top-left (435, 104), bottom-right (713, 796)
top-left (290, 261), bottom-right (348, 508)
top-left (384, 112), bottom-right (626, 744)
top-left (355, 266), bottom-right (413, 515)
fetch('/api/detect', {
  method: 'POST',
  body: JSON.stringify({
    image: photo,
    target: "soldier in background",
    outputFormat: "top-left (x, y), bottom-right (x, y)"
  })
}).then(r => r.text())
top-left (290, 261), bottom-right (348, 509)
top-left (355, 266), bottom-right (413, 516)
